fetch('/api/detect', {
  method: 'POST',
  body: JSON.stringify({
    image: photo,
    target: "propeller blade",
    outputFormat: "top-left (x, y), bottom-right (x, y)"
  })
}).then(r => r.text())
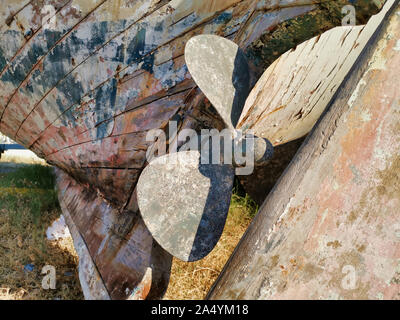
top-left (185, 35), bottom-right (250, 129)
top-left (137, 151), bottom-right (235, 262)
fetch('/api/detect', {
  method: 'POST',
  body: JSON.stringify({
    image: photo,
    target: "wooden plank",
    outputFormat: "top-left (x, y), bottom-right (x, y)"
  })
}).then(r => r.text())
top-left (208, 0), bottom-right (400, 300)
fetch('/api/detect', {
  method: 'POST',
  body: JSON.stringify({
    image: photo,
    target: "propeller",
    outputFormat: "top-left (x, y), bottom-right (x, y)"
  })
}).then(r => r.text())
top-left (136, 151), bottom-right (235, 262)
top-left (138, 24), bottom-right (365, 260)
top-left (138, 27), bottom-right (361, 261)
top-left (137, 35), bottom-right (274, 262)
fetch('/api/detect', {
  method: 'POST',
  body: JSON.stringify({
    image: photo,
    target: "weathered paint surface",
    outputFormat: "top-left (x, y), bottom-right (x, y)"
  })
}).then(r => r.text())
top-left (56, 168), bottom-right (172, 300)
top-left (0, 0), bottom-right (383, 299)
top-left (208, 1), bottom-right (400, 299)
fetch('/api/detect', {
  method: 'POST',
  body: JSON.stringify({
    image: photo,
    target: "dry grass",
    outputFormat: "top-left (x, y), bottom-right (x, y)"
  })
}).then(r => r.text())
top-left (164, 192), bottom-right (258, 300)
top-left (0, 164), bottom-right (83, 300)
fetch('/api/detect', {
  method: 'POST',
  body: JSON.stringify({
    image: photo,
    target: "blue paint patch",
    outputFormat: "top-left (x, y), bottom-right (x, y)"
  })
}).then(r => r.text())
top-left (60, 75), bottom-right (85, 103)
top-left (114, 43), bottom-right (125, 63)
top-left (43, 29), bottom-right (63, 50)
top-left (24, 29), bottom-right (33, 38)
top-left (94, 78), bottom-right (118, 128)
top-left (155, 21), bottom-right (163, 32)
top-left (126, 27), bottom-right (146, 65)
top-left (141, 53), bottom-right (155, 74)
top-left (41, 61), bottom-right (64, 93)
top-left (48, 40), bottom-right (72, 64)
top-left (95, 119), bottom-right (113, 140)
top-left (88, 21), bottom-right (108, 53)
top-left (1, 42), bottom-right (47, 86)
top-left (214, 12), bottom-right (233, 24)
top-left (24, 264), bottom-right (35, 272)
top-left (56, 96), bottom-right (66, 115)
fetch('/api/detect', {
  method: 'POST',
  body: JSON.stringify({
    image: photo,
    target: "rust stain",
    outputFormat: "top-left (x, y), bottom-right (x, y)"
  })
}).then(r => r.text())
top-left (327, 240), bottom-right (342, 249)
